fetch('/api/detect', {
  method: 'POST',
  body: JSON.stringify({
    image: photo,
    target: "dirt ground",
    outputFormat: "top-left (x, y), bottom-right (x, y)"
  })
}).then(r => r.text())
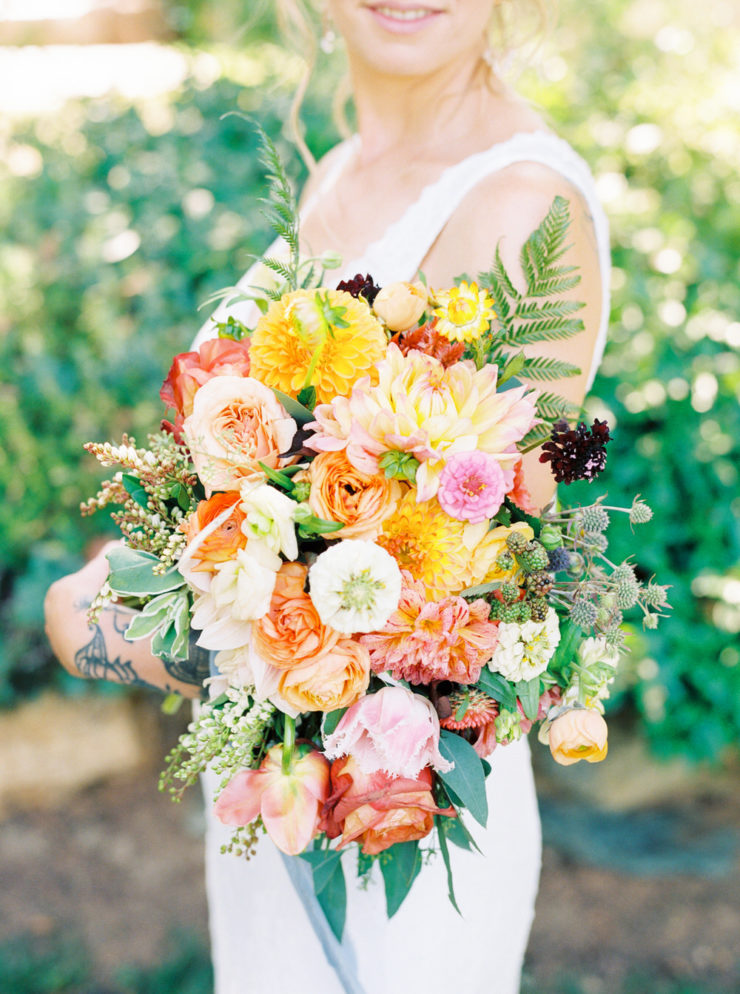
top-left (0, 708), bottom-right (738, 993)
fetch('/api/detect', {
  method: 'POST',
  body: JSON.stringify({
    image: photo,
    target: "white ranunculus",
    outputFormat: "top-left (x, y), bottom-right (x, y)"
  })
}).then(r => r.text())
top-left (488, 608), bottom-right (561, 683)
top-left (239, 479), bottom-right (299, 562)
top-left (191, 548), bottom-right (277, 650)
top-left (215, 640), bottom-right (301, 718)
top-left (308, 539), bottom-right (402, 635)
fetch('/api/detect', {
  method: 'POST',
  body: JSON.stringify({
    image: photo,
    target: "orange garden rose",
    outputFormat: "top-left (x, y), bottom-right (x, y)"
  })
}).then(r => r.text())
top-left (182, 375), bottom-right (297, 495)
top-left (278, 638), bottom-right (371, 713)
top-left (306, 450), bottom-right (403, 540)
top-left (181, 492), bottom-right (247, 574)
top-left (252, 562), bottom-right (341, 670)
top-left (160, 337), bottom-right (251, 420)
top-left (548, 709), bottom-right (609, 766)
top-left (321, 756), bottom-right (455, 855)
top-left (372, 280), bottom-right (428, 332)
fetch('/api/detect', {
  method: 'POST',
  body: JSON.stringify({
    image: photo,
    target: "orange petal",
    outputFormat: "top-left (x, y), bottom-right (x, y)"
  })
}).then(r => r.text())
top-left (214, 770), bottom-right (265, 826)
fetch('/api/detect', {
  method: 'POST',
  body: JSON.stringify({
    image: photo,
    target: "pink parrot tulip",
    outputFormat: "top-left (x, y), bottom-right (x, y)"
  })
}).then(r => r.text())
top-left (214, 744), bottom-right (330, 855)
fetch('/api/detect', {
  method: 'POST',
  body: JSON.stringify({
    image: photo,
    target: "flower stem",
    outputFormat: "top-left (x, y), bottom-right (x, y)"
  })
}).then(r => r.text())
top-left (282, 715), bottom-right (296, 775)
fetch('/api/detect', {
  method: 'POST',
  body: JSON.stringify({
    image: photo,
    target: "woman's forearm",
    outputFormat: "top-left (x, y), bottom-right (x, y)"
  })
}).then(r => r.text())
top-left (44, 550), bottom-right (209, 699)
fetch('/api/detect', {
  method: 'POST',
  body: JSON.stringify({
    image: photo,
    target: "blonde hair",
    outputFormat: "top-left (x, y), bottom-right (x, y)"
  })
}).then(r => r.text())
top-left (273, 1), bottom-right (555, 168)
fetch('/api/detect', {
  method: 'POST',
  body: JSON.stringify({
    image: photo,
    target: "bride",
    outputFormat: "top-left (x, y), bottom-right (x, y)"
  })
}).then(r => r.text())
top-left (46, 2), bottom-right (609, 992)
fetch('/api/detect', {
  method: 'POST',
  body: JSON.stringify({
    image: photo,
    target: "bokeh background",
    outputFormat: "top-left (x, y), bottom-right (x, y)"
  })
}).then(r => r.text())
top-left (0, 1), bottom-right (738, 992)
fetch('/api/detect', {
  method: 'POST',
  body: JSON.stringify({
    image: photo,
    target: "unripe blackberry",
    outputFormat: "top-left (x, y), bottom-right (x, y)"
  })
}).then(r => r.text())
top-left (501, 582), bottom-right (520, 604)
top-left (548, 547), bottom-right (571, 573)
top-left (630, 497), bottom-right (653, 525)
top-left (567, 552), bottom-right (585, 578)
top-left (570, 598), bottom-right (597, 629)
top-left (643, 583), bottom-right (669, 609)
top-left (489, 600), bottom-right (502, 621)
top-left (525, 570), bottom-right (554, 597)
top-left (518, 541), bottom-right (549, 572)
top-left (529, 597), bottom-right (549, 622)
top-left (539, 524), bottom-right (563, 550)
top-left (500, 603), bottom-right (521, 623)
top-left (495, 550), bottom-right (515, 573)
top-left (615, 579), bottom-right (640, 610)
top-left (581, 505), bottom-right (610, 533)
top-left (506, 530), bottom-right (528, 554)
top-left (517, 601), bottom-right (532, 623)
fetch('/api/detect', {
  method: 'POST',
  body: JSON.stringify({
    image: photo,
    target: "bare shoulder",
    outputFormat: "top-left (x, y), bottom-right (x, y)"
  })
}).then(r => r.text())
top-left (423, 158), bottom-right (598, 287)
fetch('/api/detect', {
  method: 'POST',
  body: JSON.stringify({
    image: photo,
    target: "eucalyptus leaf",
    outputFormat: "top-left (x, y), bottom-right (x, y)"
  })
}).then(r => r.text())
top-left (106, 547), bottom-right (185, 597)
top-left (270, 388), bottom-right (315, 426)
top-left (436, 817), bottom-right (462, 916)
top-left (515, 678), bottom-right (541, 721)
top-left (315, 857), bottom-right (347, 942)
top-left (380, 841), bottom-right (422, 918)
top-left (476, 669), bottom-right (517, 711)
top-left (438, 730), bottom-right (488, 827)
top-left (300, 848), bottom-right (343, 896)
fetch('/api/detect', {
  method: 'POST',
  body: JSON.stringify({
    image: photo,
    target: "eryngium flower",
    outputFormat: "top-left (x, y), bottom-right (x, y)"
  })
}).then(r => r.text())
top-left (539, 419), bottom-right (612, 484)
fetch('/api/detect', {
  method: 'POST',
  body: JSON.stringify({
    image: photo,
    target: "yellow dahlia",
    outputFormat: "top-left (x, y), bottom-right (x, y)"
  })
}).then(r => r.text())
top-left (377, 491), bottom-right (470, 598)
top-left (249, 289), bottom-right (387, 405)
top-left (431, 281), bottom-right (495, 344)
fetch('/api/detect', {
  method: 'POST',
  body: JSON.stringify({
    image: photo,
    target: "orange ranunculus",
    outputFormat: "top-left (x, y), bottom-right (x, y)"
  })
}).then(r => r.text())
top-left (182, 375), bottom-right (297, 495)
top-left (372, 280), bottom-right (428, 332)
top-left (278, 639), bottom-right (370, 713)
top-left (160, 337), bottom-right (251, 420)
top-left (252, 562), bottom-right (341, 670)
top-left (321, 756), bottom-right (455, 855)
top-left (548, 708), bottom-right (609, 766)
top-left (306, 450), bottom-right (403, 540)
top-left (214, 744), bottom-right (330, 855)
top-left (181, 492), bottom-right (247, 574)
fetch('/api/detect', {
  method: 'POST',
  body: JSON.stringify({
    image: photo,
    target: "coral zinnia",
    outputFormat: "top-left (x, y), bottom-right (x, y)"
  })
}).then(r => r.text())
top-left (377, 491), bottom-right (470, 598)
top-left (249, 289), bottom-right (387, 405)
top-left (361, 573), bottom-right (499, 685)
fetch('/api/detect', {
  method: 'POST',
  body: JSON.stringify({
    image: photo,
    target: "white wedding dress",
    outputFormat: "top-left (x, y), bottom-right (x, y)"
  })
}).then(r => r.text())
top-left (194, 130), bottom-right (610, 994)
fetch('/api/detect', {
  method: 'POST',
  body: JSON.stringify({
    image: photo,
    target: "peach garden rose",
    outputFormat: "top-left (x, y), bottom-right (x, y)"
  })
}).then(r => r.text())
top-left (305, 449), bottom-right (403, 540)
top-left (160, 337), bottom-right (251, 421)
top-left (182, 374), bottom-right (296, 495)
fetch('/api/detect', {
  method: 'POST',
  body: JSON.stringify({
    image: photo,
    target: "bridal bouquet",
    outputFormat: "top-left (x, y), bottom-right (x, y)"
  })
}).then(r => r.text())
top-left (83, 135), bottom-right (668, 936)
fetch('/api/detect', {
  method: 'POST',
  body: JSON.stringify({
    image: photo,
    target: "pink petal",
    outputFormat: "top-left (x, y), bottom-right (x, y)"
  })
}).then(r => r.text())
top-left (213, 770), bottom-right (264, 826)
top-left (261, 778), bottom-right (319, 855)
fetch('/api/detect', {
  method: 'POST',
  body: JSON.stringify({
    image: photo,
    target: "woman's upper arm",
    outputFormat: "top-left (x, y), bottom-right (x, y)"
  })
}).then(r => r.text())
top-left (420, 162), bottom-right (605, 510)
top-left (420, 161), bottom-right (605, 410)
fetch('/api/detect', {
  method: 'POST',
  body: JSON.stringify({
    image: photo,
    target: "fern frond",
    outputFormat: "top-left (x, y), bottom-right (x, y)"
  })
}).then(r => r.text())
top-left (520, 356), bottom-right (582, 382)
top-left (519, 423), bottom-right (554, 453)
top-left (262, 256), bottom-right (296, 283)
top-left (534, 391), bottom-right (579, 421)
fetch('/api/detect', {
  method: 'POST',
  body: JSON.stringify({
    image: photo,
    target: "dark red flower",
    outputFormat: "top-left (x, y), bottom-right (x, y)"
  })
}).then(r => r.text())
top-left (539, 419), bottom-right (612, 484)
top-left (335, 273), bottom-right (381, 306)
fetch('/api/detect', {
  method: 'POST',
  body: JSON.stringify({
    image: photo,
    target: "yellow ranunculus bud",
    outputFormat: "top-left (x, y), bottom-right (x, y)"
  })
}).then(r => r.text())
top-left (372, 280), bottom-right (428, 332)
top-left (548, 708), bottom-right (609, 766)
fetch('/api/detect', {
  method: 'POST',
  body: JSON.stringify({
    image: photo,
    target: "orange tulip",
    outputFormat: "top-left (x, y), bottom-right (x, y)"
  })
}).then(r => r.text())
top-left (214, 744), bottom-right (330, 855)
top-left (548, 709), bottom-right (609, 766)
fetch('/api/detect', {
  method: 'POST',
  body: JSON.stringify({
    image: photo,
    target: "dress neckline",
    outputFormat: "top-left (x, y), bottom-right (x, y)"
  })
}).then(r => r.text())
top-left (316, 129), bottom-right (566, 278)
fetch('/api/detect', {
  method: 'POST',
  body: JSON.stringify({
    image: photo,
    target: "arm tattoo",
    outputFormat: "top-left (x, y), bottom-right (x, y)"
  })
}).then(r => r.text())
top-left (161, 637), bottom-right (211, 688)
top-left (74, 606), bottom-right (156, 690)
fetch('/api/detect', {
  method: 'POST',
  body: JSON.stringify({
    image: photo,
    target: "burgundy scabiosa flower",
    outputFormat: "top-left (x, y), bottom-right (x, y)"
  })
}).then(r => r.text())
top-left (335, 273), bottom-right (381, 306)
top-left (539, 419), bottom-right (612, 484)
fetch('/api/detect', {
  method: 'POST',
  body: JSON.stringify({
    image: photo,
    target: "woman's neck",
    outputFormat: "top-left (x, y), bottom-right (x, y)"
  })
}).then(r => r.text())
top-left (347, 53), bottom-right (495, 166)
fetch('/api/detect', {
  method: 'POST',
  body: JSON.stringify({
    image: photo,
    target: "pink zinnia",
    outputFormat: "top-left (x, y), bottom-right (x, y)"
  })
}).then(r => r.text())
top-left (437, 451), bottom-right (507, 523)
top-left (360, 573), bottom-right (499, 685)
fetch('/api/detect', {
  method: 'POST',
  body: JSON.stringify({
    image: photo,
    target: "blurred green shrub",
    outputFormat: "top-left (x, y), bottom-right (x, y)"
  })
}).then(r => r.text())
top-left (1, 1), bottom-right (738, 759)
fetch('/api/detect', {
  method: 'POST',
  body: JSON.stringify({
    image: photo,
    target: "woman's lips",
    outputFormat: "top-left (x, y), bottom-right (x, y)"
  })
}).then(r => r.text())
top-left (364, 4), bottom-right (444, 34)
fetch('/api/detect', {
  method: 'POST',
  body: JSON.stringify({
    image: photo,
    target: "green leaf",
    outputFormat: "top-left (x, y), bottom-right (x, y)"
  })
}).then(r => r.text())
top-left (161, 693), bottom-right (184, 715)
top-left (270, 388), bottom-right (315, 426)
top-left (380, 840), bottom-right (422, 918)
top-left (106, 547), bottom-right (185, 597)
top-left (497, 351), bottom-right (527, 386)
top-left (438, 730), bottom-right (488, 827)
top-left (549, 619), bottom-right (583, 677)
top-left (121, 474), bottom-right (149, 510)
top-left (257, 461), bottom-right (296, 493)
top-left (300, 848), bottom-right (343, 895)
top-left (443, 814), bottom-right (474, 851)
top-left (322, 707), bottom-right (347, 738)
top-left (515, 678), bottom-right (541, 721)
top-left (436, 817), bottom-right (462, 916)
top-left (476, 669), bottom-right (518, 711)
top-left (296, 385), bottom-right (317, 410)
top-left (315, 856), bottom-right (347, 942)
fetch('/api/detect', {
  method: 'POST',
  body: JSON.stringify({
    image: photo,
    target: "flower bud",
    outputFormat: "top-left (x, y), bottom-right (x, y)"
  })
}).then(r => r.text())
top-left (373, 281), bottom-right (428, 332)
top-left (539, 524), bottom-right (563, 550)
top-left (320, 250), bottom-right (343, 270)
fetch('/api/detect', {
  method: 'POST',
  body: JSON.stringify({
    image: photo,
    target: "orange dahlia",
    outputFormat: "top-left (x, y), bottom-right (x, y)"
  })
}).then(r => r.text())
top-left (248, 289), bottom-right (387, 405)
top-left (377, 491), bottom-right (470, 598)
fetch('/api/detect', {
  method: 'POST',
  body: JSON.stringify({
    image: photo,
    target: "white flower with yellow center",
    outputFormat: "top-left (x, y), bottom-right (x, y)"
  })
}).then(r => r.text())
top-left (308, 539), bottom-right (402, 635)
top-left (488, 608), bottom-right (561, 683)
top-left (431, 281), bottom-right (496, 344)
